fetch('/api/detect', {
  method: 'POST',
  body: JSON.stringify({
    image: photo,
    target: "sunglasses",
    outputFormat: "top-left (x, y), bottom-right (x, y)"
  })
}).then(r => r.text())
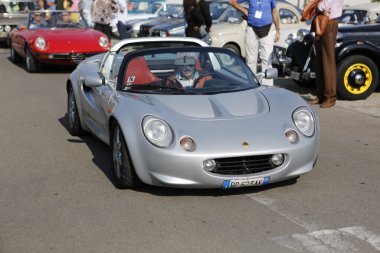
top-left (181, 65), bottom-right (195, 71)
top-left (35, 14), bottom-right (42, 17)
top-left (61, 14), bottom-right (69, 16)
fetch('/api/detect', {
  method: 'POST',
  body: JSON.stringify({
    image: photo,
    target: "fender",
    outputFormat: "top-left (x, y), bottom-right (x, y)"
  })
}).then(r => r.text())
top-left (336, 41), bottom-right (380, 63)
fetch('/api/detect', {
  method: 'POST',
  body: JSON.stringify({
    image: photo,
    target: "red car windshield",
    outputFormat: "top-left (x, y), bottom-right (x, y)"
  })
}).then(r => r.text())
top-left (28, 11), bottom-right (88, 30)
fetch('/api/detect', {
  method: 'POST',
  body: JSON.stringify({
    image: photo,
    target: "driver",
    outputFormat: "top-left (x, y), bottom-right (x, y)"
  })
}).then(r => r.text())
top-left (166, 53), bottom-right (212, 88)
top-left (29, 12), bottom-right (48, 29)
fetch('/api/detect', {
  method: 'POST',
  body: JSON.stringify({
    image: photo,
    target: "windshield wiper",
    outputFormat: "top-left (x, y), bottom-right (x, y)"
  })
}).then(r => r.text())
top-left (124, 84), bottom-right (199, 94)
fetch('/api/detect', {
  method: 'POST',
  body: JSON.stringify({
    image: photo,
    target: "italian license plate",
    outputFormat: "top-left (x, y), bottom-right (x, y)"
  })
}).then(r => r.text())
top-left (223, 176), bottom-right (270, 189)
top-left (290, 71), bottom-right (300, 81)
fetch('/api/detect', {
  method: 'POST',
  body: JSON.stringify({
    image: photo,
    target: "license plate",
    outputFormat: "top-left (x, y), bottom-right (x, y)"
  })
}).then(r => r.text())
top-left (223, 176), bottom-right (270, 189)
top-left (290, 71), bottom-right (300, 81)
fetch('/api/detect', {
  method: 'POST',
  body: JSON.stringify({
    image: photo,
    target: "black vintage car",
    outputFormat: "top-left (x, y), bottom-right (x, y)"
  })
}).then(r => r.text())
top-left (284, 24), bottom-right (380, 100)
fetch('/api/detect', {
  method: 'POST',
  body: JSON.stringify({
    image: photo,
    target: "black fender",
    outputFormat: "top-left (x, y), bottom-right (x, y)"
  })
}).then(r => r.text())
top-left (336, 41), bottom-right (380, 64)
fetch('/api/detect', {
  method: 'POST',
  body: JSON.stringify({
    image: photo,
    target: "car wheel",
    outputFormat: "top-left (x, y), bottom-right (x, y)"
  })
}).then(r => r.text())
top-left (111, 124), bottom-right (142, 189)
top-left (67, 85), bottom-right (84, 136)
top-left (337, 55), bottom-right (379, 100)
top-left (10, 45), bottom-right (20, 63)
top-left (25, 47), bottom-right (41, 73)
top-left (222, 43), bottom-right (240, 57)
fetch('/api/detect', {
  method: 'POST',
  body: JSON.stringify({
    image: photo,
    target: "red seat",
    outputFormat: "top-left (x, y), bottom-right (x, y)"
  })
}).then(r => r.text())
top-left (124, 57), bottom-right (160, 86)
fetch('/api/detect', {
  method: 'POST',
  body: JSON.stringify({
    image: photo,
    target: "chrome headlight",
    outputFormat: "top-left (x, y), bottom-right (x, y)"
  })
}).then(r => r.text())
top-left (292, 107), bottom-right (315, 137)
top-left (142, 116), bottom-right (173, 148)
top-left (4, 25), bottom-right (11, 32)
top-left (296, 29), bottom-right (309, 43)
top-left (285, 33), bottom-right (294, 45)
top-left (0, 26), bottom-right (3, 32)
top-left (35, 37), bottom-right (46, 50)
top-left (99, 36), bottom-right (109, 48)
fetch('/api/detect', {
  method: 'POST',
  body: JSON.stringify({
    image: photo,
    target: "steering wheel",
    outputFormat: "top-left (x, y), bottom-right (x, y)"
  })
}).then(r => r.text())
top-left (193, 73), bottom-right (213, 88)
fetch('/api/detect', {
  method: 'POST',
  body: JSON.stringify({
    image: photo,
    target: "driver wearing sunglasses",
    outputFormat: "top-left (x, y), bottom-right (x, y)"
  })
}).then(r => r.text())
top-left (166, 53), bottom-right (212, 88)
top-left (29, 12), bottom-right (47, 29)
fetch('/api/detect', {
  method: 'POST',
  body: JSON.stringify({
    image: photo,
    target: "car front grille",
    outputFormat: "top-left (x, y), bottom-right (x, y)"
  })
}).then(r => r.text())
top-left (211, 155), bottom-right (279, 175)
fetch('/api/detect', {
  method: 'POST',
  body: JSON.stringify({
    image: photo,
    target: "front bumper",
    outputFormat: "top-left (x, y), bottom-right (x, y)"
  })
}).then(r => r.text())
top-left (34, 52), bottom-right (104, 64)
top-left (129, 131), bottom-right (319, 189)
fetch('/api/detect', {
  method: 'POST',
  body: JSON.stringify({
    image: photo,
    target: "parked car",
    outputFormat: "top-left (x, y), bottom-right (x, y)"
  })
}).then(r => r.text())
top-left (284, 23), bottom-right (380, 100)
top-left (66, 37), bottom-right (319, 189)
top-left (121, 1), bottom-right (184, 38)
top-left (339, 2), bottom-right (380, 25)
top-left (9, 10), bottom-right (110, 72)
top-left (207, 0), bottom-right (310, 68)
top-left (0, 0), bottom-right (34, 44)
top-left (148, 0), bottom-right (230, 38)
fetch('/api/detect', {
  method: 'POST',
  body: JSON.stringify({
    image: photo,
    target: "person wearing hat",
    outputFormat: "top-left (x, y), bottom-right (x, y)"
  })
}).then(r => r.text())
top-left (166, 53), bottom-right (212, 88)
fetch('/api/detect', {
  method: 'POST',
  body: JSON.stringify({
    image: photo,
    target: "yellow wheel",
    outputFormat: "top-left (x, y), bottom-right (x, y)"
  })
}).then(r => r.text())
top-left (337, 55), bottom-right (378, 100)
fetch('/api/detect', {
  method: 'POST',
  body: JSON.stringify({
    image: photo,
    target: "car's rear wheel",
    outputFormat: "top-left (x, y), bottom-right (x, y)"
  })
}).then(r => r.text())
top-left (10, 44), bottom-right (20, 63)
top-left (111, 124), bottom-right (142, 189)
top-left (222, 43), bottom-right (240, 57)
top-left (337, 55), bottom-right (379, 100)
top-left (67, 85), bottom-right (84, 136)
top-left (25, 47), bottom-right (41, 73)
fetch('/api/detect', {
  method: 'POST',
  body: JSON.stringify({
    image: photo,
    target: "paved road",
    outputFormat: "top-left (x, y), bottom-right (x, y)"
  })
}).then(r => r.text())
top-left (0, 51), bottom-right (379, 253)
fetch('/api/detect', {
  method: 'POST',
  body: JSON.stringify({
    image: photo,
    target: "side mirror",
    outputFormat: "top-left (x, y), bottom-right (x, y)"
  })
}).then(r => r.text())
top-left (83, 72), bottom-right (105, 87)
top-left (18, 24), bottom-right (26, 31)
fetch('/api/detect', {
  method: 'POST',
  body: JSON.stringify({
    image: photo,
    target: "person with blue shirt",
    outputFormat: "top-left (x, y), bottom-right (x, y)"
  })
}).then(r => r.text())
top-left (230, 0), bottom-right (280, 86)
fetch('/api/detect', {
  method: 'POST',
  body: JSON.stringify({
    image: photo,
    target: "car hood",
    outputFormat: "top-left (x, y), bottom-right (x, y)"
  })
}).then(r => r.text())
top-left (122, 88), bottom-right (269, 119)
top-left (30, 29), bottom-right (108, 52)
top-left (152, 20), bottom-right (185, 30)
top-left (210, 21), bottom-right (246, 36)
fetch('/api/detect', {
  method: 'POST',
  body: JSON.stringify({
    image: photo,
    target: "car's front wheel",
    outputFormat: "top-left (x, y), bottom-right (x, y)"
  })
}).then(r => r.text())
top-left (111, 124), bottom-right (142, 189)
top-left (337, 55), bottom-right (379, 100)
top-left (67, 85), bottom-right (84, 136)
top-left (25, 47), bottom-right (41, 73)
top-left (222, 43), bottom-right (240, 57)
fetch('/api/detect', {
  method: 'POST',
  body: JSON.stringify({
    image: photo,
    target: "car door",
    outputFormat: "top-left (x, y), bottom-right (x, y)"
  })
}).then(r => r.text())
top-left (84, 52), bottom-right (118, 142)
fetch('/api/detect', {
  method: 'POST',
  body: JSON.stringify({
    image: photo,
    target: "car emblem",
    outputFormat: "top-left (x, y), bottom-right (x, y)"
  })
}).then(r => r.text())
top-left (242, 141), bottom-right (249, 148)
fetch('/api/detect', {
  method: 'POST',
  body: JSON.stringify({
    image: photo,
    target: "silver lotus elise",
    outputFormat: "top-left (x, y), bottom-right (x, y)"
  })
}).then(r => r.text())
top-left (66, 37), bottom-right (320, 189)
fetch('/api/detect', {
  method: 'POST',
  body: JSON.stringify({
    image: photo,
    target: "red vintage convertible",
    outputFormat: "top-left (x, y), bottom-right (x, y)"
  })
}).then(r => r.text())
top-left (9, 10), bottom-right (110, 72)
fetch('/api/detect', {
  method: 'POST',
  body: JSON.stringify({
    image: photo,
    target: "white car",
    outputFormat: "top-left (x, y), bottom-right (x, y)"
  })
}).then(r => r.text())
top-left (207, 1), bottom-right (310, 68)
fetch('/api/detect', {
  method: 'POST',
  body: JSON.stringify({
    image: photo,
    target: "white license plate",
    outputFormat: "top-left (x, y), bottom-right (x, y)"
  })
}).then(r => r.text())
top-left (223, 176), bottom-right (270, 189)
top-left (290, 71), bottom-right (300, 81)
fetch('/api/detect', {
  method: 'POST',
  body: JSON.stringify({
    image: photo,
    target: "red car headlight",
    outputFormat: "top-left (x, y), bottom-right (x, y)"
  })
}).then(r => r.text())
top-left (35, 37), bottom-right (47, 50)
top-left (99, 36), bottom-right (109, 48)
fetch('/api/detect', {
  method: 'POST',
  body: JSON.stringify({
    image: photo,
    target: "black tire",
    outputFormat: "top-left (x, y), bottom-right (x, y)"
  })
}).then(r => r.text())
top-left (67, 85), bottom-right (84, 136)
top-left (337, 55), bottom-right (379, 100)
top-left (111, 124), bottom-right (142, 189)
top-left (10, 45), bottom-right (20, 63)
top-left (25, 47), bottom-right (41, 73)
top-left (222, 43), bottom-right (240, 57)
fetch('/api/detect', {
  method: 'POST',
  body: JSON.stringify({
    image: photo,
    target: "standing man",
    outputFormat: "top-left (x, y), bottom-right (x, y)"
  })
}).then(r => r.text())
top-left (198, 0), bottom-right (212, 33)
top-left (230, 0), bottom-right (280, 86)
top-left (92, 0), bottom-right (118, 41)
top-left (309, 0), bottom-right (344, 108)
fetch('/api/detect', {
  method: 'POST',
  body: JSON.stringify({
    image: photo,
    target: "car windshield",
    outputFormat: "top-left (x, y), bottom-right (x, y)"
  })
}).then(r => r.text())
top-left (27, 10), bottom-right (88, 29)
top-left (121, 47), bottom-right (258, 94)
top-left (209, 1), bottom-right (229, 20)
top-left (0, 0), bottom-right (34, 14)
top-left (158, 4), bottom-right (184, 18)
top-left (128, 0), bottom-right (162, 14)
top-left (339, 9), bottom-right (368, 24)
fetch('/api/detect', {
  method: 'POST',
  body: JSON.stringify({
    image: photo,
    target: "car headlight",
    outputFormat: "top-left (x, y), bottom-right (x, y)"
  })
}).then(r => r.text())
top-left (285, 33), bottom-right (294, 45)
top-left (292, 107), bottom-right (315, 137)
top-left (296, 29), bottom-right (309, 43)
top-left (35, 37), bottom-right (46, 50)
top-left (5, 25), bottom-right (11, 32)
top-left (142, 116), bottom-right (173, 148)
top-left (159, 30), bottom-right (168, 37)
top-left (98, 36), bottom-right (109, 48)
top-left (0, 26), bottom-right (3, 32)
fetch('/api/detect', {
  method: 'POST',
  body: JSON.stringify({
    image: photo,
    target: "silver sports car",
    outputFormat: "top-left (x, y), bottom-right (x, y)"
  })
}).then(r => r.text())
top-left (67, 37), bottom-right (320, 189)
